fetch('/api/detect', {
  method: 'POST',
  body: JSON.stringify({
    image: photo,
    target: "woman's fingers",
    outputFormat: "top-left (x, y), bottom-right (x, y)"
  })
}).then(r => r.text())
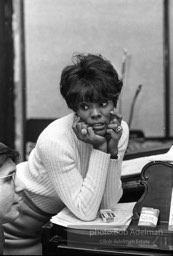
top-left (108, 123), bottom-right (123, 133)
top-left (72, 115), bottom-right (80, 129)
top-left (110, 109), bottom-right (123, 124)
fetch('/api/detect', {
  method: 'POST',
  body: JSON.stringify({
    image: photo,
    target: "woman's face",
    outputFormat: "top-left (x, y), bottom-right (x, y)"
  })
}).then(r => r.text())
top-left (76, 99), bottom-right (115, 136)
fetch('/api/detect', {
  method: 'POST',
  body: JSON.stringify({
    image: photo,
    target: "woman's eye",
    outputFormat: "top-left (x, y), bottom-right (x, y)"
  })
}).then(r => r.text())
top-left (80, 104), bottom-right (89, 110)
top-left (100, 102), bottom-right (107, 107)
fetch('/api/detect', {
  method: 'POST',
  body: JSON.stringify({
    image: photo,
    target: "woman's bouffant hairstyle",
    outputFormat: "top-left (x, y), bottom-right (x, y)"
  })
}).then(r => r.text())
top-left (60, 53), bottom-right (123, 111)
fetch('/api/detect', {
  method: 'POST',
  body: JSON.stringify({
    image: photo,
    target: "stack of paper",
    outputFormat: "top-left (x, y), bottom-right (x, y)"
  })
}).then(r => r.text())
top-left (51, 202), bottom-right (136, 231)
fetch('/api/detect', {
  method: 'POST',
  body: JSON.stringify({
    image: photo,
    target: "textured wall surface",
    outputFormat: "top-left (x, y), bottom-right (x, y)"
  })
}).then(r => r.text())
top-left (24, 0), bottom-right (172, 137)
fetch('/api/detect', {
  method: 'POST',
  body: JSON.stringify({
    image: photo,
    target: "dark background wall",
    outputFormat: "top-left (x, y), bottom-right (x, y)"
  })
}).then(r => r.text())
top-left (0, 0), bottom-right (14, 148)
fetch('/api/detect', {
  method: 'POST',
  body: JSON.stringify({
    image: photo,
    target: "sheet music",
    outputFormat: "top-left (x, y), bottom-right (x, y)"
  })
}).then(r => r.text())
top-left (51, 202), bottom-right (136, 230)
top-left (122, 146), bottom-right (173, 177)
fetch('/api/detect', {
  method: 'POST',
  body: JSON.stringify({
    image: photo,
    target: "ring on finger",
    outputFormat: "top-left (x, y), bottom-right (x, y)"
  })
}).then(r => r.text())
top-left (115, 125), bottom-right (122, 133)
top-left (81, 128), bottom-right (87, 135)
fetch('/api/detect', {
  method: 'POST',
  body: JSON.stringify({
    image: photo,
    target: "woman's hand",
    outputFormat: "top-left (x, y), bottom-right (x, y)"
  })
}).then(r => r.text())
top-left (73, 115), bottom-right (107, 153)
top-left (106, 109), bottom-right (123, 158)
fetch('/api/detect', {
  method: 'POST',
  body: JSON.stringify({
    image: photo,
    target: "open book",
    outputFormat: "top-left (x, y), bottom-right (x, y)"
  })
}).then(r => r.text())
top-left (50, 202), bottom-right (136, 231)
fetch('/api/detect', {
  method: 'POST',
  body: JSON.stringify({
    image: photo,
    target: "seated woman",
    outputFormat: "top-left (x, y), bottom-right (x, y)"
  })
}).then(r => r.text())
top-left (3, 53), bottom-right (129, 255)
top-left (0, 142), bottom-right (25, 254)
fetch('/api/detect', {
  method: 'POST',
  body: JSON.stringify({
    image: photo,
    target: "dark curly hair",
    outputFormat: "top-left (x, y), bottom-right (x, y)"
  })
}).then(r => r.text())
top-left (60, 53), bottom-right (123, 111)
top-left (0, 142), bottom-right (20, 167)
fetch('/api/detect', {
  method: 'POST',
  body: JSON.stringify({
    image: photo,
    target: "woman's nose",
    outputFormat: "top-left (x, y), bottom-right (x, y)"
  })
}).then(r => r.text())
top-left (14, 176), bottom-right (26, 193)
top-left (90, 108), bottom-right (101, 119)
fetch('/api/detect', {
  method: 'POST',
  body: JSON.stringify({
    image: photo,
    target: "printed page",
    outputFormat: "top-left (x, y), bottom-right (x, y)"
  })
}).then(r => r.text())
top-left (51, 202), bottom-right (136, 230)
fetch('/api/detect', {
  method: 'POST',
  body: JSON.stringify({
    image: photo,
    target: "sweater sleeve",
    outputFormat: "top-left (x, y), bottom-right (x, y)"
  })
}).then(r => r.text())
top-left (38, 137), bottom-right (111, 221)
top-left (100, 121), bottom-right (129, 209)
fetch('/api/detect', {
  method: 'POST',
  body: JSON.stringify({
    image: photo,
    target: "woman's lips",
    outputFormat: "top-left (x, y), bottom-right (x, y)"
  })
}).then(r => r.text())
top-left (92, 123), bottom-right (105, 131)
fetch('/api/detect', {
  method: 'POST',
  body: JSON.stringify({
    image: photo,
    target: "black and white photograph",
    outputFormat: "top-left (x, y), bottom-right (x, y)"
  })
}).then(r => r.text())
top-left (0, 0), bottom-right (173, 255)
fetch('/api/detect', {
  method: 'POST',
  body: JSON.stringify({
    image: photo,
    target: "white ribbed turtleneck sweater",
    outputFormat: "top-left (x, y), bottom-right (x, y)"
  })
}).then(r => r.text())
top-left (17, 113), bottom-right (129, 221)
